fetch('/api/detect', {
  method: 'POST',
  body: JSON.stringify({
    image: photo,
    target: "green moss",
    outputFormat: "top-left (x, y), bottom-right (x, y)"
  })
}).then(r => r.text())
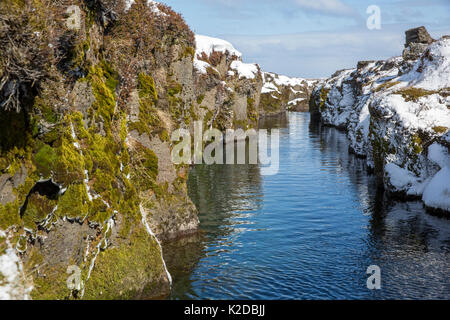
top-left (159, 129), bottom-right (170, 142)
top-left (411, 134), bottom-right (423, 154)
top-left (34, 143), bottom-right (58, 178)
top-left (53, 123), bottom-right (85, 185)
top-left (82, 225), bottom-right (168, 300)
top-left (16, 234), bottom-right (27, 252)
top-left (22, 193), bottom-right (57, 230)
top-left (247, 97), bottom-right (258, 125)
top-left (33, 97), bottom-right (58, 124)
top-left (167, 81), bottom-right (184, 122)
top-left (168, 82), bottom-right (183, 97)
top-left (26, 247), bottom-right (73, 300)
top-left (129, 73), bottom-right (163, 137)
top-left (138, 73), bottom-right (158, 102)
top-left (394, 87), bottom-right (437, 102)
top-left (369, 120), bottom-right (397, 182)
top-left (88, 61), bottom-right (119, 134)
top-left (179, 46), bottom-right (195, 61)
top-left (55, 183), bottom-right (89, 220)
top-left (130, 143), bottom-right (159, 194)
top-left (68, 112), bottom-right (128, 221)
top-left (320, 87), bottom-right (330, 111)
top-left (260, 93), bottom-right (281, 114)
top-left (196, 94), bottom-right (205, 105)
top-left (0, 201), bottom-right (21, 230)
top-left (203, 110), bottom-right (214, 129)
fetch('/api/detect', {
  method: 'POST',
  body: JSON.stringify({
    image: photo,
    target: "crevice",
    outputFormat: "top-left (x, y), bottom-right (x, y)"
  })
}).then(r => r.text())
top-left (19, 179), bottom-right (62, 217)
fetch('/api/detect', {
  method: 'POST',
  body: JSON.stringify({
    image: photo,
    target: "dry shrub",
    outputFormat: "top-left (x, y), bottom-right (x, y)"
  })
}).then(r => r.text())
top-left (0, 0), bottom-right (56, 112)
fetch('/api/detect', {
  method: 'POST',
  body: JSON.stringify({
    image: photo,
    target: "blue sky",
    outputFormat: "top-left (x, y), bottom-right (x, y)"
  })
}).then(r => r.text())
top-left (162, 0), bottom-right (450, 78)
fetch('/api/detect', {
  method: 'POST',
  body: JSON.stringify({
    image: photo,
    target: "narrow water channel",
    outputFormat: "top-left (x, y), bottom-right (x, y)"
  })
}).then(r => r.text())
top-left (163, 112), bottom-right (450, 300)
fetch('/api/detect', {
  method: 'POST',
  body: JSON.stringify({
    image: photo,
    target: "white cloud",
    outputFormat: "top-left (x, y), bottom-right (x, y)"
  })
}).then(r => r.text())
top-left (225, 29), bottom-right (404, 78)
top-left (224, 25), bottom-right (450, 78)
top-left (295, 0), bottom-right (356, 16)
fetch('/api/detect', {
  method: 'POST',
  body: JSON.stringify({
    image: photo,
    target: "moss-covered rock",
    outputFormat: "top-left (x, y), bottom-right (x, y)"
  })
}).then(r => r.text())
top-left (0, 0), bottom-right (201, 300)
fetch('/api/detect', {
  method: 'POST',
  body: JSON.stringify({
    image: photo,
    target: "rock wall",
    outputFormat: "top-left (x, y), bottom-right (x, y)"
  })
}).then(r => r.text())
top-left (0, 0), bottom-right (271, 300)
top-left (310, 27), bottom-right (449, 214)
top-left (193, 35), bottom-right (262, 130)
top-left (261, 72), bottom-right (317, 115)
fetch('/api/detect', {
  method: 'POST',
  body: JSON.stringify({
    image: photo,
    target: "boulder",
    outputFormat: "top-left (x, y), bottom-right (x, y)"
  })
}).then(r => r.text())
top-left (405, 26), bottom-right (434, 47)
top-left (403, 26), bottom-right (435, 60)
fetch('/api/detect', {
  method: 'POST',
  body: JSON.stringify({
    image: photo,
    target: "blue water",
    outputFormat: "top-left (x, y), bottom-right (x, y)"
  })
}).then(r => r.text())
top-left (164, 112), bottom-right (450, 300)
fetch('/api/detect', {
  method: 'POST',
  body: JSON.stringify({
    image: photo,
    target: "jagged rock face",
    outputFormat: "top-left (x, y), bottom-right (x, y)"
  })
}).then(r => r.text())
top-left (261, 72), bottom-right (317, 115)
top-left (405, 26), bottom-right (434, 47)
top-left (403, 26), bottom-right (435, 61)
top-left (310, 33), bottom-right (450, 214)
top-left (0, 0), bottom-right (213, 299)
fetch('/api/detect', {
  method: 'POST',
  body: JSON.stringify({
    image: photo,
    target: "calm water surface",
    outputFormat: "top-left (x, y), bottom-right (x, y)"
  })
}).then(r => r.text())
top-left (163, 112), bottom-right (450, 300)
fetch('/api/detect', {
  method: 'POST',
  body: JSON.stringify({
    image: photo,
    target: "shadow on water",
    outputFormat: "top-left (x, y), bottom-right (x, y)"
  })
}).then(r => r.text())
top-left (164, 112), bottom-right (450, 300)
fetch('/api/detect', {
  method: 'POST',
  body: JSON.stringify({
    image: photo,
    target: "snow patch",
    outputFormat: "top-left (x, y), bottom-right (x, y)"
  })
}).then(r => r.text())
top-left (193, 59), bottom-right (213, 75)
top-left (385, 163), bottom-right (418, 193)
top-left (0, 231), bottom-right (32, 300)
top-left (195, 35), bottom-right (242, 59)
top-left (124, 0), bottom-right (135, 11)
top-left (262, 82), bottom-right (279, 94)
top-left (288, 98), bottom-right (306, 105)
top-left (405, 38), bottom-right (450, 90)
top-left (422, 167), bottom-right (450, 211)
top-left (230, 61), bottom-right (258, 80)
top-left (428, 143), bottom-right (450, 168)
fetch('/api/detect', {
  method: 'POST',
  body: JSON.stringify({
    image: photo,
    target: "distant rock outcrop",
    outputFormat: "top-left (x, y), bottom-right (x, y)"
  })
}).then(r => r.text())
top-left (403, 26), bottom-right (435, 60)
top-left (260, 72), bottom-right (318, 115)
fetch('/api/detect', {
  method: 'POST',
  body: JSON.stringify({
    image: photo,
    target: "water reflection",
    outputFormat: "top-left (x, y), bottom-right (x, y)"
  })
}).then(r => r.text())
top-left (165, 112), bottom-right (450, 300)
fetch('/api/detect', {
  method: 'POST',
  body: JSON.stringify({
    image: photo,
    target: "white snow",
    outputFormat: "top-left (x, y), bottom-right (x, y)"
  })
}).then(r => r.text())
top-left (194, 35), bottom-right (242, 75)
top-left (288, 98), bottom-right (306, 105)
top-left (314, 36), bottom-right (450, 211)
top-left (195, 35), bottom-right (242, 59)
top-left (261, 82), bottom-right (279, 94)
top-left (193, 59), bottom-right (212, 75)
top-left (230, 61), bottom-right (258, 80)
top-left (422, 167), bottom-right (450, 211)
top-left (403, 38), bottom-right (450, 90)
top-left (146, 0), bottom-right (167, 17)
top-left (273, 74), bottom-right (305, 87)
top-left (124, 0), bottom-right (166, 16)
top-left (428, 142), bottom-right (450, 169)
top-left (0, 231), bottom-right (32, 300)
top-left (375, 93), bottom-right (450, 133)
top-left (124, 0), bottom-right (135, 11)
top-left (385, 163), bottom-right (419, 192)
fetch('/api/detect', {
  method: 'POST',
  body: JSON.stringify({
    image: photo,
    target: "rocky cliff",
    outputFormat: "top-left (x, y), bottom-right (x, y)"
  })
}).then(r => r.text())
top-left (192, 35), bottom-right (262, 130)
top-left (0, 0), bottom-right (282, 300)
top-left (261, 72), bottom-right (317, 115)
top-left (310, 27), bottom-right (449, 214)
